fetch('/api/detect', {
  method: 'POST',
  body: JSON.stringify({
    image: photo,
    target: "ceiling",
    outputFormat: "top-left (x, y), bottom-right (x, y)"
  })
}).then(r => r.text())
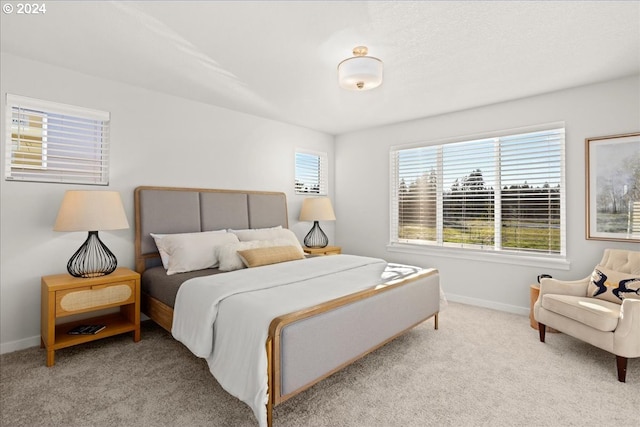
top-left (1, 1), bottom-right (639, 135)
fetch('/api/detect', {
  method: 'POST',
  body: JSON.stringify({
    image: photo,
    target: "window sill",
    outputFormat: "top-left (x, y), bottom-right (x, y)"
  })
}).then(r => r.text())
top-left (386, 243), bottom-right (571, 270)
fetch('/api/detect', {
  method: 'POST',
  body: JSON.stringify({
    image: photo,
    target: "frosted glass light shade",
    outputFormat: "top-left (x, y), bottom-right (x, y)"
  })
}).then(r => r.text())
top-left (338, 46), bottom-right (383, 91)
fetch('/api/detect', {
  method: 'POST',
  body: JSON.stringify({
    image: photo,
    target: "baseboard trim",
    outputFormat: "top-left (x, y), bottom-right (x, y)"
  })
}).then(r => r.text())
top-left (445, 293), bottom-right (529, 317)
top-left (1, 335), bottom-right (41, 355)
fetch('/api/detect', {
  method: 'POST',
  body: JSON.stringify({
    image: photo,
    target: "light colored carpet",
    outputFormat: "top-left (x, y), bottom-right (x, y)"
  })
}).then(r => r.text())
top-left (1, 302), bottom-right (638, 426)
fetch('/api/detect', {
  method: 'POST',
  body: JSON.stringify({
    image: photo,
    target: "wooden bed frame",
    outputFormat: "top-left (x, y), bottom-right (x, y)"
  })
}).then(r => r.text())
top-left (134, 186), bottom-right (440, 426)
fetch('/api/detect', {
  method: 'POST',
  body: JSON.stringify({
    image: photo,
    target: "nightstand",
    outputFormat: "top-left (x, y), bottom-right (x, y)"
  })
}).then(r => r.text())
top-left (303, 246), bottom-right (342, 256)
top-left (41, 267), bottom-right (141, 367)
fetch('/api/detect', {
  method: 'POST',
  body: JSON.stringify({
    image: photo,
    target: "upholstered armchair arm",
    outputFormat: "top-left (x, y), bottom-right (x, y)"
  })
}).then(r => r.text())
top-left (614, 299), bottom-right (640, 357)
top-left (538, 277), bottom-right (589, 298)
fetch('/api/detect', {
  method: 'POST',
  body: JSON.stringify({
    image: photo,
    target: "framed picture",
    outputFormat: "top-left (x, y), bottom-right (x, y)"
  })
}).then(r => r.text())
top-left (585, 132), bottom-right (640, 242)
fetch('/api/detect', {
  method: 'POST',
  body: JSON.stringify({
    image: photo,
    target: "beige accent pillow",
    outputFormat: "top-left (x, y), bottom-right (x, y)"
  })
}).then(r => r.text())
top-left (238, 245), bottom-right (305, 268)
top-left (587, 264), bottom-right (640, 304)
top-left (217, 238), bottom-right (294, 272)
top-left (156, 231), bottom-right (239, 275)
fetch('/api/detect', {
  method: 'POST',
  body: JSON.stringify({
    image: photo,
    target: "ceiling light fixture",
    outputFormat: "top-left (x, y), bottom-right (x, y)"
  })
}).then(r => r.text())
top-left (337, 46), bottom-right (383, 91)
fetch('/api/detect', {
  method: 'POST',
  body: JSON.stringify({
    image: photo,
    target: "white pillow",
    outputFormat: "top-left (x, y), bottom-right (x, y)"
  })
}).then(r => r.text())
top-left (150, 233), bottom-right (172, 268)
top-left (228, 226), bottom-right (282, 240)
top-left (229, 226), bottom-right (303, 255)
top-left (151, 230), bottom-right (228, 269)
top-left (217, 238), bottom-right (294, 272)
top-left (152, 231), bottom-right (239, 275)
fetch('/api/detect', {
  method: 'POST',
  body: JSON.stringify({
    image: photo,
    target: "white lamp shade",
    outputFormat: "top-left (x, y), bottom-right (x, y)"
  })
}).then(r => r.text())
top-left (338, 56), bottom-right (383, 90)
top-left (299, 197), bottom-right (336, 221)
top-left (54, 190), bottom-right (129, 232)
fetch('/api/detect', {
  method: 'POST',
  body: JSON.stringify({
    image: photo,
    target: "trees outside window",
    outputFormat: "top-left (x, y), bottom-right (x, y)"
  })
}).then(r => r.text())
top-left (391, 127), bottom-right (565, 256)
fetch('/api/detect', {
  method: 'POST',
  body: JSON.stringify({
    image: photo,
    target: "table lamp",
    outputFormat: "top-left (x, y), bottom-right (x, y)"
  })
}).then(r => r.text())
top-left (299, 197), bottom-right (336, 248)
top-left (54, 190), bottom-right (129, 278)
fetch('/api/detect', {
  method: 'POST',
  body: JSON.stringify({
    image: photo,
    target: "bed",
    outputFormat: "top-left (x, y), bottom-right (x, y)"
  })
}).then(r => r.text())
top-left (134, 186), bottom-right (442, 427)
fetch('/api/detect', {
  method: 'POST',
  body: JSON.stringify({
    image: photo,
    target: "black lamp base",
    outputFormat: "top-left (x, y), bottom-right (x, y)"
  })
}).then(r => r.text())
top-left (303, 221), bottom-right (329, 248)
top-left (67, 231), bottom-right (118, 278)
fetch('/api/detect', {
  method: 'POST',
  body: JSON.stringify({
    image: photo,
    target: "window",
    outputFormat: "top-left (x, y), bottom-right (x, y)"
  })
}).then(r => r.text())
top-left (295, 149), bottom-right (327, 195)
top-left (390, 126), bottom-right (565, 256)
top-left (5, 94), bottom-right (110, 185)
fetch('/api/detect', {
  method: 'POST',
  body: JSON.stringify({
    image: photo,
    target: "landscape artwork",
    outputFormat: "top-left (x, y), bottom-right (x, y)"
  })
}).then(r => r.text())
top-left (586, 132), bottom-right (640, 242)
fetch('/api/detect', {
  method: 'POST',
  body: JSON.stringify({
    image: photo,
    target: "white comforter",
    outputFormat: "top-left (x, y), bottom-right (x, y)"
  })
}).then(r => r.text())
top-left (172, 254), bottom-right (388, 427)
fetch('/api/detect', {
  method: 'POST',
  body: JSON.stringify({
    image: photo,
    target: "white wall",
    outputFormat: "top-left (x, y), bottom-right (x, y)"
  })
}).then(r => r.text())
top-left (2, 51), bottom-right (638, 353)
top-left (0, 52), bottom-right (335, 352)
top-left (335, 75), bottom-right (640, 314)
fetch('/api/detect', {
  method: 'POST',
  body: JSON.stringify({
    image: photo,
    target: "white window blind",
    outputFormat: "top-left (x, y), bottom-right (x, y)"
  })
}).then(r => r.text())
top-left (5, 94), bottom-right (110, 185)
top-left (391, 126), bottom-right (565, 256)
top-left (295, 149), bottom-right (328, 195)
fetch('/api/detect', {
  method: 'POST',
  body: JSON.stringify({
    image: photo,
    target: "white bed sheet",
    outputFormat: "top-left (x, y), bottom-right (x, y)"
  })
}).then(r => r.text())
top-left (172, 254), bottom-right (388, 426)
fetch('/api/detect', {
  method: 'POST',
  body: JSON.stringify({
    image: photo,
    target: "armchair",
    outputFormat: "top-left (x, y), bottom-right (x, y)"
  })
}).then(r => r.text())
top-left (533, 249), bottom-right (640, 382)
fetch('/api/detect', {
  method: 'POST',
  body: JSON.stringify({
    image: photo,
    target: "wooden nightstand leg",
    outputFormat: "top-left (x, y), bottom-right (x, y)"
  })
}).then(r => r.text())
top-left (46, 349), bottom-right (55, 367)
top-left (134, 328), bottom-right (141, 342)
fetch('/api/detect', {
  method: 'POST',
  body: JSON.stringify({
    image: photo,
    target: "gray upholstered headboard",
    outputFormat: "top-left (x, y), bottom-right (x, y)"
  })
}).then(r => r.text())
top-left (134, 186), bottom-right (289, 273)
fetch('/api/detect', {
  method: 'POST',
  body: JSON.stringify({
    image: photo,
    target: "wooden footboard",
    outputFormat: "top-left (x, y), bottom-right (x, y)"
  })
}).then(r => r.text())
top-left (265, 268), bottom-right (439, 427)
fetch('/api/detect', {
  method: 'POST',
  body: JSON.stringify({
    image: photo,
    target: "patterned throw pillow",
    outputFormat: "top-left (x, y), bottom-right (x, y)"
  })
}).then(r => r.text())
top-left (587, 265), bottom-right (640, 304)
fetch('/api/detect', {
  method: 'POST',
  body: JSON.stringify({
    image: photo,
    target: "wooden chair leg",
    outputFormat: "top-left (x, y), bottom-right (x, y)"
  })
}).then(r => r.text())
top-left (538, 323), bottom-right (546, 342)
top-left (616, 355), bottom-right (627, 383)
